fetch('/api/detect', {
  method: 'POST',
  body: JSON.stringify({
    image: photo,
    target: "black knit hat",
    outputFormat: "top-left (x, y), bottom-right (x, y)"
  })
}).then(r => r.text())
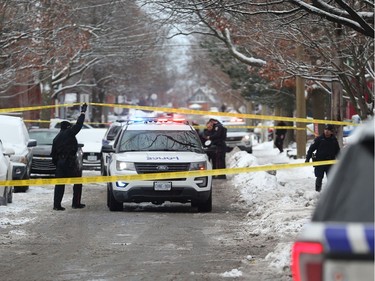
top-left (325, 124), bottom-right (334, 131)
top-left (60, 121), bottom-right (72, 130)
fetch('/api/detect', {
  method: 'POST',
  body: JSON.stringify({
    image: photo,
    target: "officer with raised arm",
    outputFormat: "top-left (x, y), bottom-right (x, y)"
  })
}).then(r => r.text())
top-left (51, 103), bottom-right (87, 210)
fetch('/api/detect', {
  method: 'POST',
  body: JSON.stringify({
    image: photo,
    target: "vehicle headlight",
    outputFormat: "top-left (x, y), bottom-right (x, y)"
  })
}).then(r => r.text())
top-left (242, 135), bottom-right (250, 141)
top-left (190, 161), bottom-right (207, 171)
top-left (10, 155), bottom-right (27, 164)
top-left (116, 161), bottom-right (136, 171)
top-left (242, 135), bottom-right (251, 144)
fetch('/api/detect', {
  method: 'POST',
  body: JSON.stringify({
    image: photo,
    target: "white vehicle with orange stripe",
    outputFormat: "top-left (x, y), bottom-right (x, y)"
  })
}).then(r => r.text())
top-left (102, 118), bottom-right (213, 212)
top-left (291, 120), bottom-right (374, 281)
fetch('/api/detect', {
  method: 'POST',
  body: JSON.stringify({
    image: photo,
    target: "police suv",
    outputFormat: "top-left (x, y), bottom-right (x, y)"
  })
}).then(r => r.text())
top-left (102, 118), bottom-right (213, 212)
top-left (291, 120), bottom-right (374, 281)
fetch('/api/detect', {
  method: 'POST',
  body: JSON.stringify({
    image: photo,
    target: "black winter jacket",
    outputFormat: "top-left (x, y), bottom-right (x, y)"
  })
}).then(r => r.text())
top-left (209, 122), bottom-right (227, 147)
top-left (51, 113), bottom-right (85, 164)
top-left (306, 134), bottom-right (340, 161)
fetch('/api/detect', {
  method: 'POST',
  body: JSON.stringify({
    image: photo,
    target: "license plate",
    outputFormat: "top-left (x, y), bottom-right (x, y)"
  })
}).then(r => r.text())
top-left (324, 260), bottom-right (374, 281)
top-left (87, 155), bottom-right (97, 161)
top-left (154, 182), bottom-right (172, 191)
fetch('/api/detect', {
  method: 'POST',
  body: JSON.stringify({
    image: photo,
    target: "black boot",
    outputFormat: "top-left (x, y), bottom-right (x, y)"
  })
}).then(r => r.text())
top-left (315, 177), bottom-right (323, 192)
top-left (72, 204), bottom-right (86, 209)
top-left (72, 184), bottom-right (85, 208)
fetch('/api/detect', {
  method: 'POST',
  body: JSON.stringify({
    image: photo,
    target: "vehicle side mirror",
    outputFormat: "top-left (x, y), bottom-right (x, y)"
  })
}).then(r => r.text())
top-left (102, 144), bottom-right (115, 153)
top-left (78, 143), bottom-right (84, 148)
top-left (107, 135), bottom-right (115, 141)
top-left (28, 139), bottom-right (37, 147)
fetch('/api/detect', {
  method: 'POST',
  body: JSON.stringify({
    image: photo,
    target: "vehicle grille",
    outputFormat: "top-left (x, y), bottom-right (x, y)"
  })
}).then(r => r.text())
top-left (135, 162), bottom-right (190, 174)
top-left (31, 156), bottom-right (55, 171)
top-left (226, 136), bottom-right (243, 141)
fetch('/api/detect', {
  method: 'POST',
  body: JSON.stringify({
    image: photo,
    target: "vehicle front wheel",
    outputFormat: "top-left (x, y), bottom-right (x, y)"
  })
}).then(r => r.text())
top-left (14, 172), bottom-right (29, 193)
top-left (197, 191), bottom-right (212, 212)
top-left (14, 186), bottom-right (28, 193)
top-left (107, 183), bottom-right (123, 212)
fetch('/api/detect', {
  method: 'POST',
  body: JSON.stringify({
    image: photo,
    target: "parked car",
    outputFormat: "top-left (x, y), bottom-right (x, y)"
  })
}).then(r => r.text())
top-left (0, 139), bottom-right (27, 205)
top-left (0, 115), bottom-right (36, 192)
top-left (0, 141), bottom-right (14, 205)
top-left (102, 118), bottom-right (212, 212)
top-left (28, 128), bottom-right (83, 176)
top-left (101, 120), bottom-right (126, 175)
top-left (291, 119), bottom-right (374, 281)
top-left (222, 119), bottom-right (254, 153)
top-left (77, 128), bottom-right (107, 170)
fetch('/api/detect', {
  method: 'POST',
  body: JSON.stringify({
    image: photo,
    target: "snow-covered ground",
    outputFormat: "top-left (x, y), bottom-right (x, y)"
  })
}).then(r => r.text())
top-left (228, 140), bottom-right (321, 273)
top-left (0, 140), bottom-right (320, 274)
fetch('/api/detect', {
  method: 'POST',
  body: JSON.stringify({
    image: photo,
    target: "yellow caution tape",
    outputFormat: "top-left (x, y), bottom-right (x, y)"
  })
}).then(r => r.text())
top-left (0, 103), bottom-right (356, 126)
top-left (24, 119), bottom-right (110, 127)
top-left (0, 103), bottom-right (82, 113)
top-left (0, 160), bottom-right (336, 187)
top-left (89, 103), bottom-right (354, 126)
top-left (24, 120), bottom-right (310, 131)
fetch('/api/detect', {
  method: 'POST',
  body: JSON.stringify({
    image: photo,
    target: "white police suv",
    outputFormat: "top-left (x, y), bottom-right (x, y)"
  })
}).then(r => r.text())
top-left (102, 118), bottom-right (213, 212)
top-left (291, 120), bottom-right (374, 281)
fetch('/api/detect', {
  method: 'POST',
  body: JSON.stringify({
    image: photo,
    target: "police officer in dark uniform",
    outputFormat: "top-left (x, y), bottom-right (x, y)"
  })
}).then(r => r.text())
top-left (205, 118), bottom-right (227, 179)
top-left (51, 103), bottom-right (87, 210)
top-left (305, 124), bottom-right (340, 192)
top-left (274, 121), bottom-right (287, 153)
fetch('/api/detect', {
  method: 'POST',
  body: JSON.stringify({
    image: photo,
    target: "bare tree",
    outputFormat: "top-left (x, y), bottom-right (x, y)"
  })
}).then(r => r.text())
top-left (142, 0), bottom-right (374, 120)
top-left (0, 0), bottom-right (175, 122)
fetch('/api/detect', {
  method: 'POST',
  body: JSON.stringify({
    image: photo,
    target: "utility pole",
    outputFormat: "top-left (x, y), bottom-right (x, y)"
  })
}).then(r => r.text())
top-left (296, 45), bottom-right (306, 158)
top-left (331, 25), bottom-right (344, 147)
top-left (246, 100), bottom-right (253, 126)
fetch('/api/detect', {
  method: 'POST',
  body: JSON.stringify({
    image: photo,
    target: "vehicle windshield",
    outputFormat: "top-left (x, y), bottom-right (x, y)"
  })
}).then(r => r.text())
top-left (29, 131), bottom-right (58, 145)
top-left (118, 130), bottom-right (203, 153)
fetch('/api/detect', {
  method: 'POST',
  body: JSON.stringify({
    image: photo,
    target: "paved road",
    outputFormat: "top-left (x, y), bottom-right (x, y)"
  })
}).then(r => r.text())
top-left (0, 178), bottom-right (290, 281)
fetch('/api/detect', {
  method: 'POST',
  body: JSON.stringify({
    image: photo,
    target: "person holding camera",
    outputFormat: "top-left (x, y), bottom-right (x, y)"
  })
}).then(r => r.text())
top-left (51, 103), bottom-right (88, 210)
top-left (204, 118), bottom-right (227, 179)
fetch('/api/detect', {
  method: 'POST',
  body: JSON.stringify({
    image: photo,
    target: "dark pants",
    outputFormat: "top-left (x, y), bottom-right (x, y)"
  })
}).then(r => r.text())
top-left (314, 164), bottom-right (332, 179)
top-left (54, 157), bottom-right (82, 208)
top-left (274, 136), bottom-right (284, 152)
top-left (314, 164), bottom-right (332, 191)
top-left (213, 146), bottom-right (226, 179)
top-left (206, 150), bottom-right (216, 169)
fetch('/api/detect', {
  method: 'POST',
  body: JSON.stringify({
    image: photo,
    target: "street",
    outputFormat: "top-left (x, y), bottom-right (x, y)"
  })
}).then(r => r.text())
top-left (0, 174), bottom-right (290, 281)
